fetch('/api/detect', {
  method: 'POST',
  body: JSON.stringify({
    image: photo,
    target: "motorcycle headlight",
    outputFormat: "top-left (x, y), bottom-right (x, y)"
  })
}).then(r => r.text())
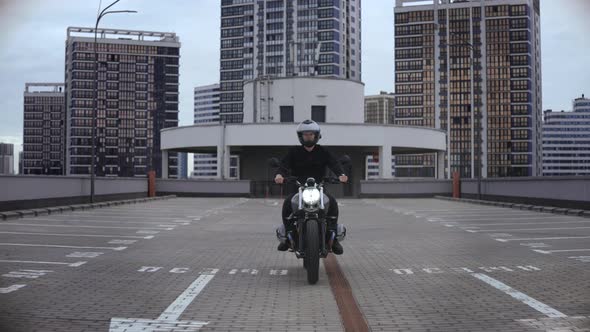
top-left (301, 188), bottom-right (321, 206)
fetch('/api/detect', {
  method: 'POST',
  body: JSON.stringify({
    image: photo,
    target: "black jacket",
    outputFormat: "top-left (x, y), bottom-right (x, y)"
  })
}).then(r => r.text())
top-left (275, 145), bottom-right (346, 184)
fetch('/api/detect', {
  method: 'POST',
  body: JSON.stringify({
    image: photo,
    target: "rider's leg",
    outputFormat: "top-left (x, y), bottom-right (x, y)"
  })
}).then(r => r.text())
top-left (325, 192), bottom-right (343, 255)
top-left (278, 192), bottom-right (297, 251)
top-left (282, 192), bottom-right (297, 231)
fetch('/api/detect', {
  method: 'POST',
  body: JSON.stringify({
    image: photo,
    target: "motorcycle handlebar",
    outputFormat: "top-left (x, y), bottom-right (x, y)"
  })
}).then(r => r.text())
top-left (279, 176), bottom-right (342, 186)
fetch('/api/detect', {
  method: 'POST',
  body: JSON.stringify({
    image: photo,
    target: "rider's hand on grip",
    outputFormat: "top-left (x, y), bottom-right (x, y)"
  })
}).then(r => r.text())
top-left (274, 174), bottom-right (284, 184)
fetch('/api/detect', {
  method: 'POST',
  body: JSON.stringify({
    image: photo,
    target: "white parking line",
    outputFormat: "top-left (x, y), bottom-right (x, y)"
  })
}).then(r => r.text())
top-left (0, 284), bottom-right (26, 293)
top-left (471, 273), bottom-right (567, 318)
top-left (21, 218), bottom-right (182, 226)
top-left (0, 223), bottom-right (173, 231)
top-left (438, 216), bottom-right (572, 221)
top-left (496, 236), bottom-right (590, 242)
top-left (454, 220), bottom-right (590, 227)
top-left (0, 231), bottom-right (153, 239)
top-left (0, 260), bottom-right (87, 267)
top-left (109, 269), bottom-right (216, 331)
top-left (471, 226), bottom-right (590, 232)
top-left (0, 243), bottom-right (126, 251)
top-left (57, 215), bottom-right (178, 220)
top-left (533, 249), bottom-right (590, 254)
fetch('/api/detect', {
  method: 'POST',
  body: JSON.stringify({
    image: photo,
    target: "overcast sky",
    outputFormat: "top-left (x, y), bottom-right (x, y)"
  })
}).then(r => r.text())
top-left (0, 0), bottom-right (588, 172)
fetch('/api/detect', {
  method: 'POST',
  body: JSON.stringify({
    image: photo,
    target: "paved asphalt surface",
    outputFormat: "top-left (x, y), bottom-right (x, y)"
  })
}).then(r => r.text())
top-left (0, 197), bottom-right (588, 331)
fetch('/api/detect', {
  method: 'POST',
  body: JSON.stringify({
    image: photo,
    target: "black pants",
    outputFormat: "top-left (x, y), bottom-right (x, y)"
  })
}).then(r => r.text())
top-left (281, 191), bottom-right (339, 231)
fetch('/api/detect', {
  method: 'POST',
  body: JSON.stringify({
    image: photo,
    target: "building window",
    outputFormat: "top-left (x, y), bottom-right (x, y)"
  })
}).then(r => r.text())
top-left (311, 106), bottom-right (326, 123)
top-left (280, 106), bottom-right (294, 122)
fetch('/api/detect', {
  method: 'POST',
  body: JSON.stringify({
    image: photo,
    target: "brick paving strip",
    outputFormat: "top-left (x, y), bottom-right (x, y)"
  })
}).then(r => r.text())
top-left (324, 254), bottom-right (370, 332)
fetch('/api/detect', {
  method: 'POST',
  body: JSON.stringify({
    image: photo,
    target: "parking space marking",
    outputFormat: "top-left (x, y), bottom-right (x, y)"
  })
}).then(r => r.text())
top-left (136, 230), bottom-right (160, 234)
top-left (66, 252), bottom-right (104, 258)
top-left (471, 273), bottom-right (567, 318)
top-left (0, 260), bottom-right (87, 267)
top-left (269, 269), bottom-right (288, 275)
top-left (0, 231), bottom-right (154, 239)
top-left (23, 218), bottom-right (184, 226)
top-left (454, 220), bottom-right (590, 227)
top-left (437, 216), bottom-right (576, 221)
top-left (520, 243), bottom-right (551, 248)
top-left (569, 256), bottom-right (590, 263)
top-left (533, 249), bottom-right (590, 254)
top-left (469, 226), bottom-right (590, 233)
top-left (0, 284), bottom-right (26, 294)
top-left (109, 239), bottom-right (137, 245)
top-left (388, 264), bottom-right (541, 275)
top-left (0, 223), bottom-right (172, 231)
top-left (109, 269), bottom-right (217, 331)
top-left (0, 243), bottom-right (127, 251)
top-left (496, 235), bottom-right (590, 242)
top-left (3, 269), bottom-right (53, 279)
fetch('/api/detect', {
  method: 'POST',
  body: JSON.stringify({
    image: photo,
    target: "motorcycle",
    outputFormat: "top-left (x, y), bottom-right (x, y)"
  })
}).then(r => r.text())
top-left (268, 158), bottom-right (347, 284)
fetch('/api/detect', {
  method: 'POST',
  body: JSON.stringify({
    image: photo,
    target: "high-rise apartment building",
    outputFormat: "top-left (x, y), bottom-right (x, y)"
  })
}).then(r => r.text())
top-left (65, 27), bottom-right (180, 178)
top-left (542, 95), bottom-right (590, 176)
top-left (0, 143), bottom-right (15, 175)
top-left (219, 0), bottom-right (362, 123)
top-left (394, 0), bottom-right (542, 178)
top-left (22, 83), bottom-right (65, 175)
top-left (365, 91), bottom-right (395, 124)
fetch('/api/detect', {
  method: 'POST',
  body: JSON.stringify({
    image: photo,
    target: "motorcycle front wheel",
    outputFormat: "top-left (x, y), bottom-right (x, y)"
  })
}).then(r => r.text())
top-left (304, 219), bottom-right (320, 284)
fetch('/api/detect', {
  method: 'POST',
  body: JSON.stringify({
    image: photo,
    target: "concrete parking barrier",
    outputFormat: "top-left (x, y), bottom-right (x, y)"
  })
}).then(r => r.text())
top-left (0, 195), bottom-right (176, 222)
top-left (435, 196), bottom-right (590, 219)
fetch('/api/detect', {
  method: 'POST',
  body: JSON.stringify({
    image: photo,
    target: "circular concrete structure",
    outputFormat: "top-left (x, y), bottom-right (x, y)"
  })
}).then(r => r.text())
top-left (160, 123), bottom-right (447, 191)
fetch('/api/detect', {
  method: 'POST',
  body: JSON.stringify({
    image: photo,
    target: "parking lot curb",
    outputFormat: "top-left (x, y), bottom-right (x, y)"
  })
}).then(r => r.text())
top-left (434, 196), bottom-right (590, 219)
top-left (0, 195), bottom-right (177, 221)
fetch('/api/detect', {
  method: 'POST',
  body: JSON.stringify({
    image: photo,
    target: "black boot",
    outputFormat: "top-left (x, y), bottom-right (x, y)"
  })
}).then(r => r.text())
top-left (277, 223), bottom-right (294, 252)
top-left (277, 241), bottom-right (289, 251)
top-left (331, 239), bottom-right (343, 255)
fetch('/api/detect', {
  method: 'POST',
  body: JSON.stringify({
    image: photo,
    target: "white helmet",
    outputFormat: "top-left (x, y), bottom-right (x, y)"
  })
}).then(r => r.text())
top-left (296, 120), bottom-right (321, 147)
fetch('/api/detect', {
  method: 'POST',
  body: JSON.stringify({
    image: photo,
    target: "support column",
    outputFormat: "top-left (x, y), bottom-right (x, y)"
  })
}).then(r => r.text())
top-left (161, 150), bottom-right (168, 179)
top-left (436, 150), bottom-right (446, 179)
top-left (216, 144), bottom-right (223, 179)
top-left (223, 146), bottom-right (231, 179)
top-left (379, 145), bottom-right (393, 179)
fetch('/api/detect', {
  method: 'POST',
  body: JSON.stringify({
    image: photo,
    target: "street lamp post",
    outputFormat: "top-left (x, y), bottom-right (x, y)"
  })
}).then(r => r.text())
top-left (448, 32), bottom-right (483, 200)
top-left (91, 0), bottom-right (136, 203)
top-left (435, 24), bottom-right (483, 199)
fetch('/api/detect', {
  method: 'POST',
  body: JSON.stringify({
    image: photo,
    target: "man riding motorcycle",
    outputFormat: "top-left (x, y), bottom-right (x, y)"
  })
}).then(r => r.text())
top-left (274, 119), bottom-right (348, 255)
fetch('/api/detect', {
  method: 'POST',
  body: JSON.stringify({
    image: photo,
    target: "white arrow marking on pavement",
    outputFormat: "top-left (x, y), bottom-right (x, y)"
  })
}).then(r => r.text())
top-left (0, 284), bottom-right (26, 294)
top-left (0, 231), bottom-right (152, 239)
top-left (0, 243), bottom-right (126, 251)
top-left (0, 260), bottom-right (86, 267)
top-left (471, 273), bottom-right (567, 318)
top-left (109, 269), bottom-right (217, 331)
